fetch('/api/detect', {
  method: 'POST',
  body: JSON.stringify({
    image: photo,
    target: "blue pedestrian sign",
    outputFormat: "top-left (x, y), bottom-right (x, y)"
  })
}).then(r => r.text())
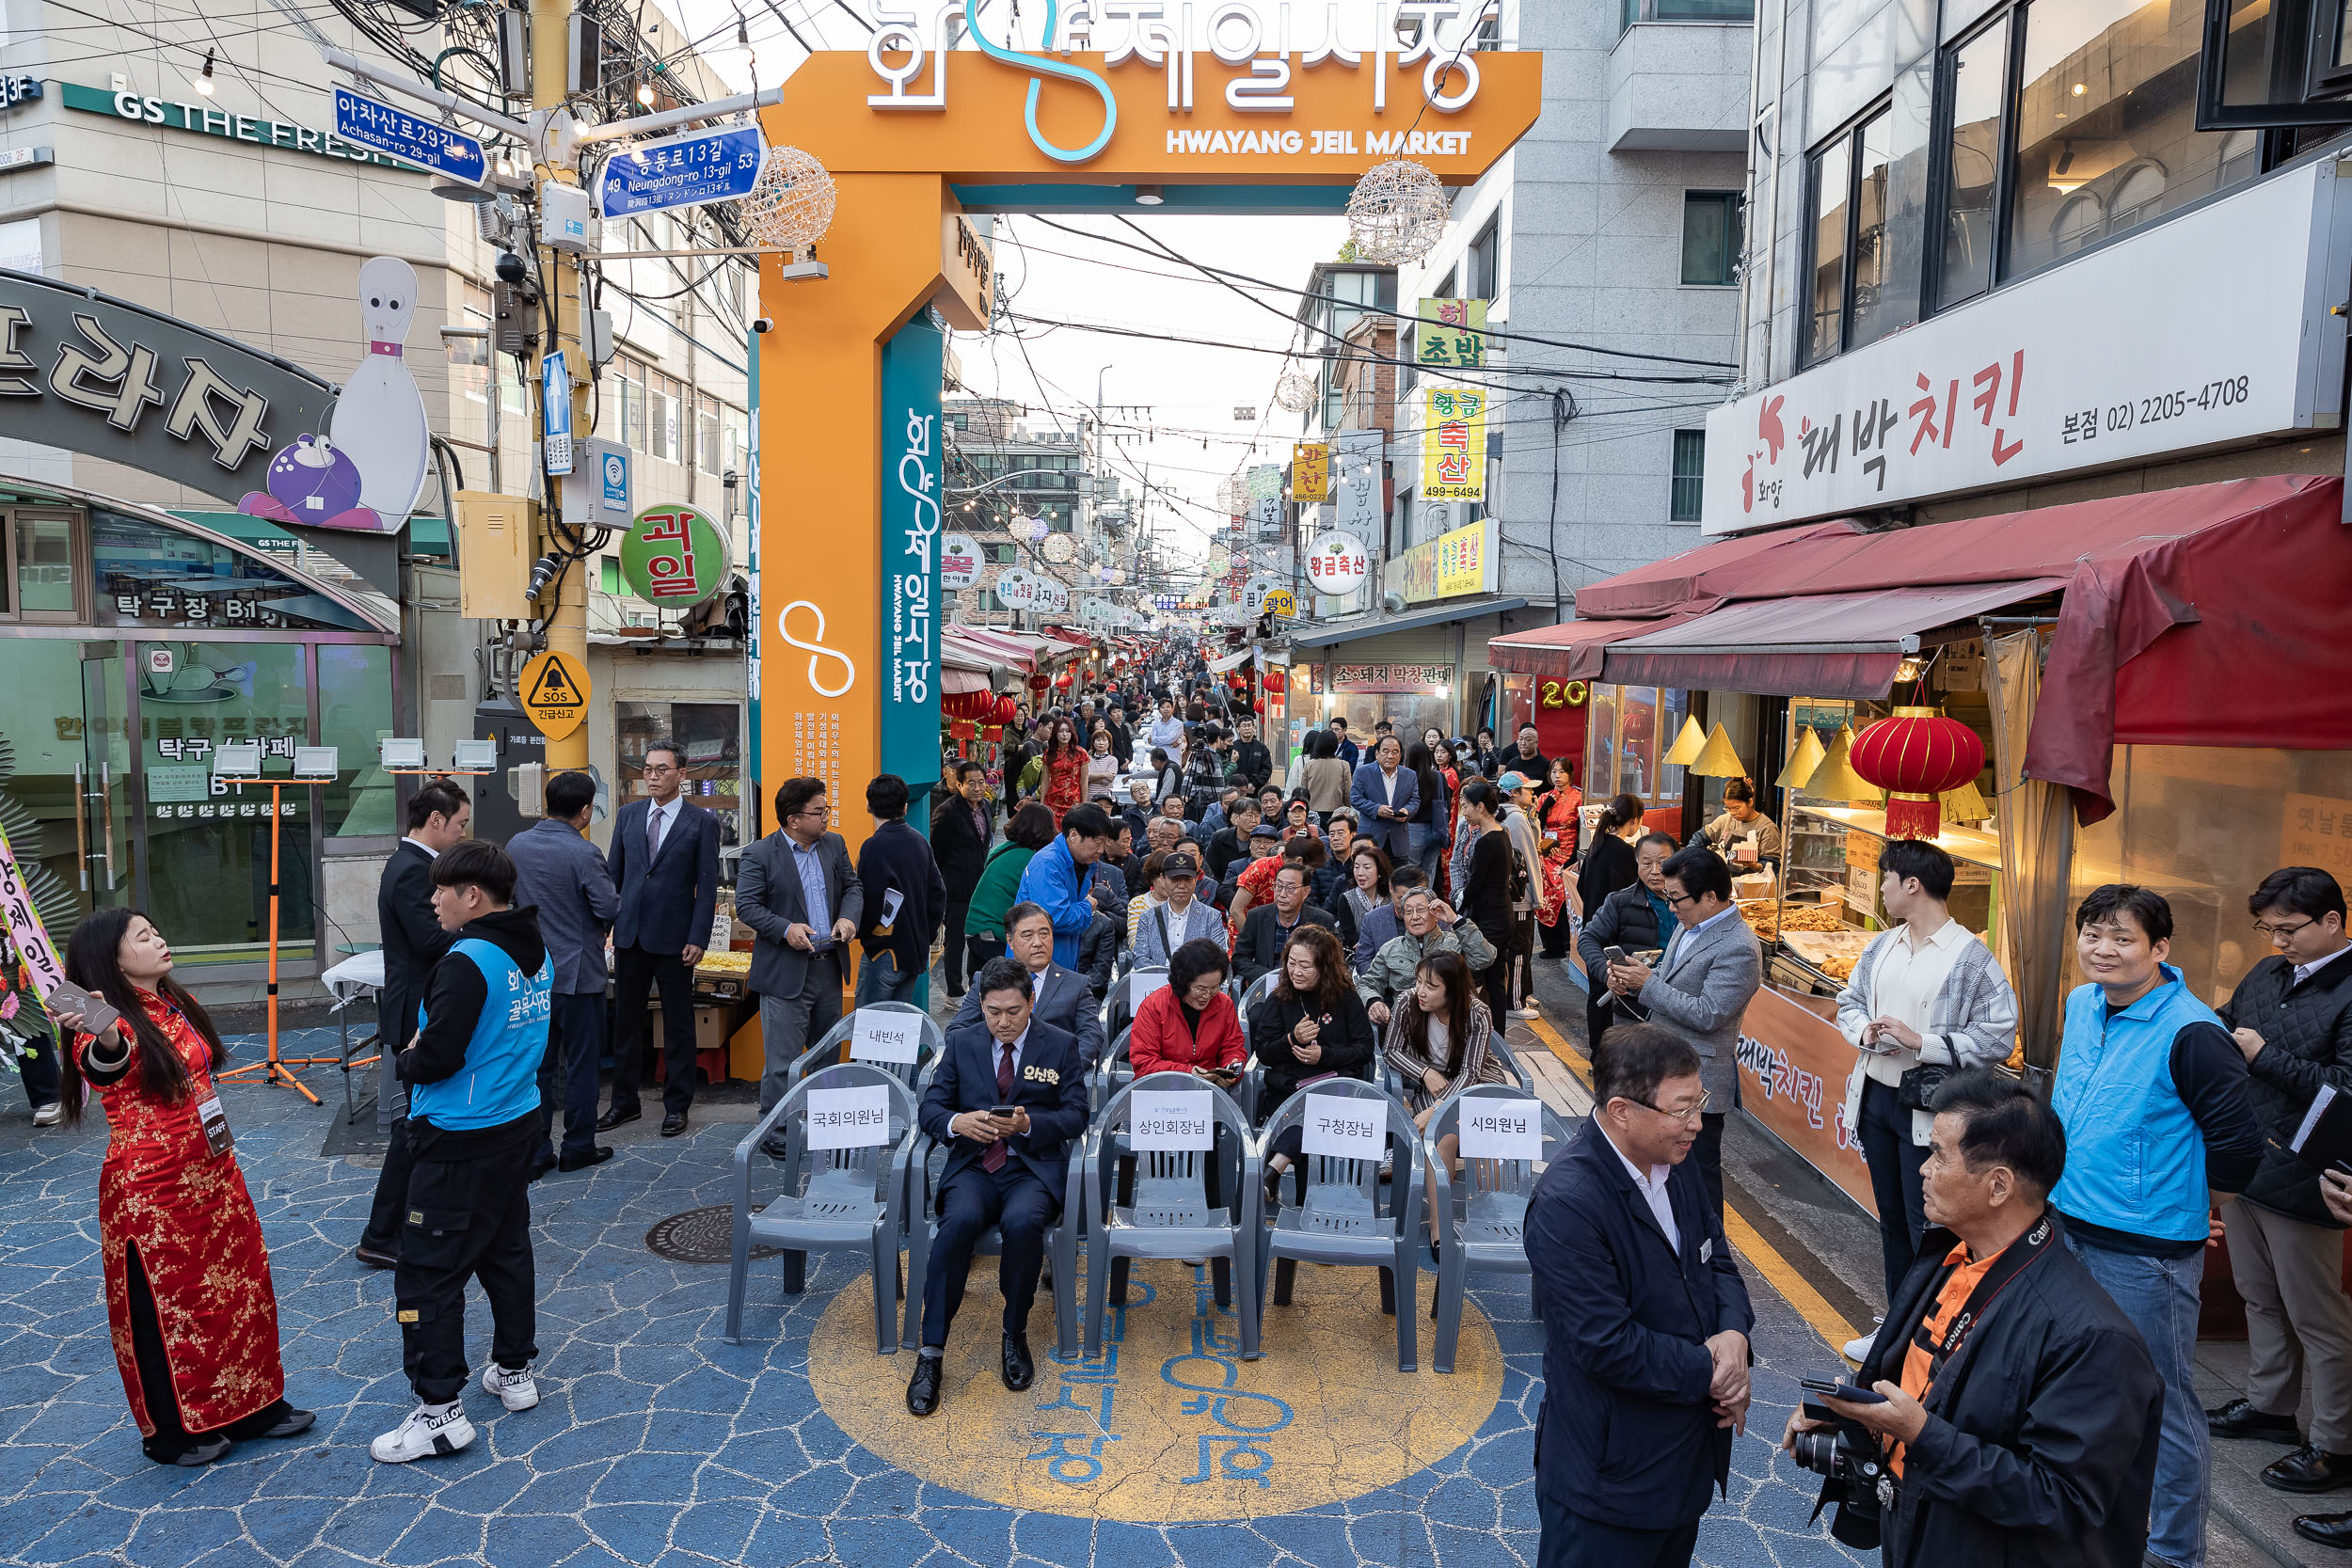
top-left (542, 352), bottom-right (573, 476)
top-left (332, 87), bottom-right (486, 187)
top-left (595, 124), bottom-right (767, 219)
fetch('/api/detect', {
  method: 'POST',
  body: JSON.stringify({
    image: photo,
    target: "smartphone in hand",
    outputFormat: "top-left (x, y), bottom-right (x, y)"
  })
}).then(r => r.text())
top-left (46, 980), bottom-right (121, 1039)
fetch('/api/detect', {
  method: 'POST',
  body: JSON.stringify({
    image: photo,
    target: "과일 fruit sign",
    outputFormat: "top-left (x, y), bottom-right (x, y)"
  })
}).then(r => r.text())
top-left (620, 503), bottom-right (729, 607)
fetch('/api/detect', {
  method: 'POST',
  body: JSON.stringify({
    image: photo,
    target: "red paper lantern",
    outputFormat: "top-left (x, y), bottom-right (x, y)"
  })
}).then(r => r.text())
top-left (1850, 705), bottom-right (1986, 839)
top-left (1054, 669), bottom-right (1073, 690)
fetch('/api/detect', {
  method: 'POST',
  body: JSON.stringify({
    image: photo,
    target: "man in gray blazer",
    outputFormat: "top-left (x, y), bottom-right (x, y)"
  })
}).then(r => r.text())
top-left (947, 902), bottom-right (1106, 1070)
top-left (507, 770), bottom-right (620, 1174)
top-left (1602, 843), bottom-right (1760, 1225)
top-left (737, 775), bottom-right (863, 1148)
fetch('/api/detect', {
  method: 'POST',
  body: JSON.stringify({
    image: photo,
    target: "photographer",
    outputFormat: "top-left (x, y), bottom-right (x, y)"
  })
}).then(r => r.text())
top-left (1784, 1069), bottom-right (2163, 1568)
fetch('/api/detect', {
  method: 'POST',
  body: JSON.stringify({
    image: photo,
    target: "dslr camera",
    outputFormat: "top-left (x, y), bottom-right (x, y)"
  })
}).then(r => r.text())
top-left (1792, 1393), bottom-right (1888, 1550)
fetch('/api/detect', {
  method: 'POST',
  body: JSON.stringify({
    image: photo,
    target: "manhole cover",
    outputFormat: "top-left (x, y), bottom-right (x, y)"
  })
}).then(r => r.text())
top-left (644, 1206), bottom-right (780, 1264)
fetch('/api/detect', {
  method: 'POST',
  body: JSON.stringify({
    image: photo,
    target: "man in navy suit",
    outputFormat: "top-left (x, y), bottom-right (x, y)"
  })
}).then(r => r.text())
top-left (1524, 1022), bottom-right (1754, 1568)
top-left (1349, 734), bottom-right (1419, 863)
top-left (947, 903), bottom-right (1105, 1070)
top-left (600, 740), bottom-right (722, 1138)
top-left (908, 956), bottom-right (1091, 1417)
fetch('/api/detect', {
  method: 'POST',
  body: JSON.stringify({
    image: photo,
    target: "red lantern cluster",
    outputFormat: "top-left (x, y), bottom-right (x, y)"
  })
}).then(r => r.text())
top-left (1850, 706), bottom-right (1986, 839)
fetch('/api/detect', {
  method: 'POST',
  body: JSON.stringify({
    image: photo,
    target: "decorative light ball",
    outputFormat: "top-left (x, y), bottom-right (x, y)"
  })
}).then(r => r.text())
top-left (1041, 532), bottom-right (1074, 563)
top-left (1273, 372), bottom-right (1317, 414)
top-left (1216, 472), bottom-right (1251, 515)
top-left (1850, 706), bottom-right (1986, 839)
top-left (1346, 158), bottom-right (1449, 264)
top-left (739, 144), bottom-right (836, 252)
top-left (1107, 567), bottom-right (1124, 584)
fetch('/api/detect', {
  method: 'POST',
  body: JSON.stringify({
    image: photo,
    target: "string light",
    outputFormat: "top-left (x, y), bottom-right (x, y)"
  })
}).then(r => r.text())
top-left (197, 49), bottom-right (216, 96)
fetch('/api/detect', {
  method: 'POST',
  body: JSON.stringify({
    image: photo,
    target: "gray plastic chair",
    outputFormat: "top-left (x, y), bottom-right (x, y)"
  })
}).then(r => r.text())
top-left (1235, 970), bottom-right (1281, 1027)
top-left (1104, 964), bottom-right (1168, 1046)
top-left (1482, 1030), bottom-right (1529, 1089)
top-left (786, 1002), bottom-right (944, 1095)
top-left (901, 1128), bottom-right (1086, 1360)
top-left (1254, 1079), bottom-right (1424, 1370)
top-left (1090, 1024), bottom-right (1135, 1113)
top-left (1083, 1071), bottom-right (1263, 1359)
top-left (725, 1063), bottom-right (922, 1351)
top-left (1421, 1084), bottom-right (1577, 1373)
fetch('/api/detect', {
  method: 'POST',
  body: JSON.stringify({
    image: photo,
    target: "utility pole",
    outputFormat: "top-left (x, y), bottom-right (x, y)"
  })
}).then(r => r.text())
top-left (531, 0), bottom-right (591, 773)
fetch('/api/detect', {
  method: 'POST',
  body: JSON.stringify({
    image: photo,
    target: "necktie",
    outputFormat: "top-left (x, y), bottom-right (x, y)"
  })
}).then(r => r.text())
top-left (982, 1043), bottom-right (1014, 1172)
top-left (647, 803), bottom-right (662, 860)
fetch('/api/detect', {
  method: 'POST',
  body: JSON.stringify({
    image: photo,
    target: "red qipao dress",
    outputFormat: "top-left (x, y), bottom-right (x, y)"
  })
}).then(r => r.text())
top-left (76, 992), bottom-right (286, 1440)
top-left (1042, 748), bottom-right (1088, 828)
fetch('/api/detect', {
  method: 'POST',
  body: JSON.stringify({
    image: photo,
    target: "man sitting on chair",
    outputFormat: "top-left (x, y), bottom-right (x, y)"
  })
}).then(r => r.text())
top-left (909, 957), bottom-right (1092, 1418)
top-left (948, 902), bottom-right (1105, 1070)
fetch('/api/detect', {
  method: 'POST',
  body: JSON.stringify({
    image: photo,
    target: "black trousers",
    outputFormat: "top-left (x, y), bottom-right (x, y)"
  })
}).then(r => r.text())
top-left (1537, 1491), bottom-right (1699, 1568)
top-left (394, 1136), bottom-right (537, 1403)
top-left (1692, 1111), bottom-right (1726, 1228)
top-left (1857, 1077), bottom-right (1931, 1307)
top-left (966, 934), bottom-right (1006, 980)
top-left (921, 1161), bottom-right (1058, 1349)
top-left (538, 992), bottom-right (605, 1162)
top-left (610, 943), bottom-right (697, 1117)
top-left (361, 1117), bottom-right (418, 1256)
top-left (17, 1028), bottom-right (59, 1108)
top-left (125, 1243), bottom-right (291, 1461)
top-left (941, 900), bottom-right (974, 993)
top-left (1475, 924), bottom-right (1513, 1041)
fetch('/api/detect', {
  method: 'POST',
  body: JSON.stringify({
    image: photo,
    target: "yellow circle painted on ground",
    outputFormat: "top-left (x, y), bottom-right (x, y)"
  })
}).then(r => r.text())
top-left (809, 1259), bottom-right (1503, 1522)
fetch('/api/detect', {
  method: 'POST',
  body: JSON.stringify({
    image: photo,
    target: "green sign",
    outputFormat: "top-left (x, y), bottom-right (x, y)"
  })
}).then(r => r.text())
top-left (60, 84), bottom-right (421, 173)
top-left (619, 503), bottom-right (728, 606)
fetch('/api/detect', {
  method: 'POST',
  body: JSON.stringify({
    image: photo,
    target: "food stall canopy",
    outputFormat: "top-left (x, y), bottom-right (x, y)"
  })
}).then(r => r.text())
top-left (941, 667), bottom-right (991, 694)
top-left (1486, 615), bottom-right (1695, 681)
top-left (1207, 647), bottom-right (1255, 673)
top-left (1600, 581), bottom-right (2064, 700)
top-left (1571, 522), bottom-right (1871, 619)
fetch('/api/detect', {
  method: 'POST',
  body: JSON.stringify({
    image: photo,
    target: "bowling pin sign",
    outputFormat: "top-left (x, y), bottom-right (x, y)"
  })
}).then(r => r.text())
top-left (325, 257), bottom-right (432, 531)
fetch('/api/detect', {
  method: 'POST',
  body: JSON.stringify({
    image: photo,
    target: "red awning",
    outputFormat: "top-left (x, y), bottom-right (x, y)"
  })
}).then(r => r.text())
top-left (1486, 616), bottom-right (1688, 681)
top-left (1569, 519), bottom-right (1872, 619)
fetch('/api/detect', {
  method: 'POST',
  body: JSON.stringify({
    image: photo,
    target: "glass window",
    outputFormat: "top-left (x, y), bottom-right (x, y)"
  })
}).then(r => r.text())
top-left (15, 512), bottom-right (80, 617)
top-left (1847, 110), bottom-right (1897, 349)
top-left (600, 557), bottom-right (620, 595)
top-left (696, 396), bottom-right (722, 475)
top-left (1670, 431), bottom-right (1707, 521)
top-left (1680, 192), bottom-right (1745, 285)
top-left (92, 511), bottom-right (373, 631)
top-left (1937, 18), bottom-right (2009, 309)
top-left (1805, 135), bottom-right (1852, 365)
top-left (617, 700), bottom-right (743, 847)
top-left (317, 644), bottom-right (395, 837)
top-left (1466, 217), bottom-right (1500, 299)
top-left (2007, 0), bottom-right (2255, 282)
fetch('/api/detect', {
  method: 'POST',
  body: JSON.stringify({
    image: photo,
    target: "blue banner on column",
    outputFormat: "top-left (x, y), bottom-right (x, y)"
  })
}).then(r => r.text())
top-left (880, 312), bottom-right (945, 812)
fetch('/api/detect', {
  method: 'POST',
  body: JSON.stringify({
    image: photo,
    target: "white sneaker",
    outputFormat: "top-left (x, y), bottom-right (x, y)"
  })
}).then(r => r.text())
top-left (1842, 1332), bottom-right (1876, 1362)
top-left (370, 1402), bottom-right (475, 1463)
top-left (1508, 1006), bottom-right (1539, 1020)
top-left (482, 1361), bottom-right (540, 1412)
top-left (31, 1102), bottom-right (62, 1127)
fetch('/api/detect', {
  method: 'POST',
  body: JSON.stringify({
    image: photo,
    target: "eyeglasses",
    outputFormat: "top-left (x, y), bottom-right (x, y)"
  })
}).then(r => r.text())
top-left (1663, 891), bottom-right (1697, 908)
top-left (1623, 1092), bottom-right (1711, 1124)
top-left (791, 805), bottom-right (829, 821)
top-left (2254, 917), bottom-right (2317, 940)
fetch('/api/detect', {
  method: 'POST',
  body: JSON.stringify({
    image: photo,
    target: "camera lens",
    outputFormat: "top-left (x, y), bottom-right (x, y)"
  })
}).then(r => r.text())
top-left (1791, 1427), bottom-right (1841, 1477)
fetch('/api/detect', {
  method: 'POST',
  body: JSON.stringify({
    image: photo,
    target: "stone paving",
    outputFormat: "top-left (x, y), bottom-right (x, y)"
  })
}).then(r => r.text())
top-left (0, 1027), bottom-right (1865, 1568)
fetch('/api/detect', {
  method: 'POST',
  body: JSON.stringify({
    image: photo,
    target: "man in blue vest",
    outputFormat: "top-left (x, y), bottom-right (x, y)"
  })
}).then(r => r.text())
top-left (373, 841), bottom-right (553, 1465)
top-left (2051, 883), bottom-right (2263, 1568)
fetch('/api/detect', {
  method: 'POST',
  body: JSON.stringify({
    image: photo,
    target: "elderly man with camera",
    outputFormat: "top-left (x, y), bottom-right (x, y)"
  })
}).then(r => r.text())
top-left (1783, 1069), bottom-right (2163, 1568)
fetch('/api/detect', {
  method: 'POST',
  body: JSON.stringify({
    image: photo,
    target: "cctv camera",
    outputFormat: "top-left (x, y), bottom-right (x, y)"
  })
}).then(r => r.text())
top-left (752, 317), bottom-right (775, 335)
top-left (495, 250), bottom-right (527, 284)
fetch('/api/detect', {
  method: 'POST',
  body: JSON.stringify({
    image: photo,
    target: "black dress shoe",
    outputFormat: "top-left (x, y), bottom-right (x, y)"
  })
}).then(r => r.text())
top-left (660, 1111), bottom-right (689, 1137)
top-left (760, 1134), bottom-right (794, 1161)
top-left (259, 1407), bottom-right (315, 1440)
top-left (2296, 1513), bottom-right (2352, 1549)
top-left (159, 1434), bottom-right (232, 1467)
top-left (528, 1152), bottom-right (560, 1183)
top-left (907, 1354), bottom-right (943, 1417)
top-left (596, 1105), bottom-right (642, 1132)
top-left (1002, 1333), bottom-right (1034, 1392)
top-left (353, 1243), bottom-right (398, 1270)
top-left (2210, 1398), bottom-right (2302, 1442)
top-left (2267, 1444), bottom-right (2352, 1494)
top-left (557, 1146), bottom-right (615, 1172)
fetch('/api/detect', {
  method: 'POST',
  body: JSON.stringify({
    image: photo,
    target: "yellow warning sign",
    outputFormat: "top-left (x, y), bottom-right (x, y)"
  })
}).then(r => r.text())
top-left (518, 650), bottom-right (590, 740)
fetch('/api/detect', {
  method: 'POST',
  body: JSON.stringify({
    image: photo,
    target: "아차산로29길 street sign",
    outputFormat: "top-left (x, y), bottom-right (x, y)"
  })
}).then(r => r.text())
top-left (595, 124), bottom-right (767, 219)
top-left (331, 87), bottom-right (485, 187)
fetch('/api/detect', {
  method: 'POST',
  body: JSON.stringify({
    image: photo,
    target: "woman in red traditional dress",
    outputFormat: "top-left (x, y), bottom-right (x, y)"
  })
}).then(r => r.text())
top-left (54, 909), bottom-right (311, 1466)
top-left (1534, 755), bottom-right (1583, 958)
top-left (1039, 716), bottom-right (1086, 828)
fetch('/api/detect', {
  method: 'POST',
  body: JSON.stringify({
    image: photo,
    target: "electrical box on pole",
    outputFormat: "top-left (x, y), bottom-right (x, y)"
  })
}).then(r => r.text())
top-left (454, 492), bottom-right (537, 619)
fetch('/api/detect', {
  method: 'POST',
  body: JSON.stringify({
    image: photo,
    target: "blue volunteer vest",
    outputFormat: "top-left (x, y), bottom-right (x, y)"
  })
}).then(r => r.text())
top-left (2050, 965), bottom-right (2226, 1245)
top-left (407, 937), bottom-right (553, 1132)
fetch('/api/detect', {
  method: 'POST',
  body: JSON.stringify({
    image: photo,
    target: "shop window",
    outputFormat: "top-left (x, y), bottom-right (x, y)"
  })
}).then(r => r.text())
top-left (1669, 431), bottom-right (1707, 521)
top-left (91, 511), bottom-right (373, 633)
top-left (318, 644), bottom-right (395, 838)
top-left (3, 510), bottom-right (83, 622)
top-left (616, 701), bottom-right (743, 847)
top-left (1679, 193), bottom-right (1744, 285)
top-left (1803, 105), bottom-right (1896, 364)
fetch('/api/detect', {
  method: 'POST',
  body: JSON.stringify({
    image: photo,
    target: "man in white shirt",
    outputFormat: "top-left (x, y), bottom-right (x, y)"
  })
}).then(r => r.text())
top-left (1833, 838), bottom-right (2019, 1359)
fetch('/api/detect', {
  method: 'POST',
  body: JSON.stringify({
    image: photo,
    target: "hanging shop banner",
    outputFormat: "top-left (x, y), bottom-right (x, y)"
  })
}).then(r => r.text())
top-left (1263, 586), bottom-right (1297, 618)
top-left (1304, 531), bottom-right (1369, 595)
top-left (1332, 428), bottom-right (1385, 541)
top-left (1291, 441), bottom-right (1330, 503)
top-left (0, 820), bottom-right (68, 999)
top-left (940, 532), bottom-right (981, 590)
top-left (1388, 518), bottom-right (1495, 606)
top-left (1414, 298), bottom-right (1488, 370)
top-left (1247, 464), bottom-right (1282, 500)
top-left (620, 503), bottom-right (729, 605)
top-left (881, 313), bottom-right (945, 791)
top-left (1422, 387), bottom-right (1486, 501)
top-left (995, 567), bottom-right (1039, 609)
top-left (1735, 987), bottom-right (1874, 1214)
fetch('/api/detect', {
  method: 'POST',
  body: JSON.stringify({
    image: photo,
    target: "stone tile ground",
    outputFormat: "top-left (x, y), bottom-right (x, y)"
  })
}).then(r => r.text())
top-left (0, 1027), bottom-right (1865, 1568)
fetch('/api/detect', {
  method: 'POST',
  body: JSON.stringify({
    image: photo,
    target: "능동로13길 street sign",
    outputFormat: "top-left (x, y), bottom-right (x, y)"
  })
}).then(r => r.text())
top-left (596, 124), bottom-right (767, 219)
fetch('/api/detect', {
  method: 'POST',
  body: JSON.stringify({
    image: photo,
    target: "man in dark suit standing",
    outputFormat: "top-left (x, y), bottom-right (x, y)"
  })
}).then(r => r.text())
top-left (356, 780), bottom-right (470, 1268)
top-left (907, 956), bottom-right (1091, 1417)
top-left (600, 740), bottom-right (722, 1139)
top-left (948, 902), bottom-right (1105, 1069)
top-left (930, 761), bottom-right (995, 1001)
top-left (736, 775), bottom-right (862, 1146)
top-left (1525, 1022), bottom-right (1753, 1568)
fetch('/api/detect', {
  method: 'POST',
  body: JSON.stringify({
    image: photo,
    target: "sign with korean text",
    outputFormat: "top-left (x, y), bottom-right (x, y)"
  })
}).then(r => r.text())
top-left (881, 316), bottom-right (945, 787)
top-left (1422, 387), bottom-right (1486, 501)
top-left (1129, 968), bottom-right (1168, 1016)
top-left (1330, 662), bottom-right (1451, 693)
top-left (1129, 1088), bottom-right (1215, 1152)
top-left (2281, 793), bottom-right (2352, 881)
top-left (1389, 518), bottom-right (1494, 606)
top-left (596, 124), bottom-right (766, 218)
top-left (852, 1009), bottom-right (924, 1064)
top-left (517, 649), bottom-right (591, 740)
top-left (1702, 156), bottom-right (2350, 534)
top-left (70, 83), bottom-right (418, 173)
top-left (331, 87), bottom-right (485, 188)
top-left (1290, 442), bottom-right (1330, 503)
top-left (1734, 987), bottom-right (1874, 1214)
top-left (805, 1083), bottom-right (895, 1148)
top-left (1458, 1097), bottom-right (1544, 1162)
top-left (1414, 298), bottom-right (1487, 370)
top-left (620, 504), bottom-right (727, 605)
top-left (0, 821), bottom-right (67, 1000)
top-left (1304, 531), bottom-right (1369, 595)
top-left (1302, 1092), bottom-right (1384, 1161)
top-left (940, 532), bottom-right (981, 589)
top-left (1263, 587), bottom-right (1296, 618)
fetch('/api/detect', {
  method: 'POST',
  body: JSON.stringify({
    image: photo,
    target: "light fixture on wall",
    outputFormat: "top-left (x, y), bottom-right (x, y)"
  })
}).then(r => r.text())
top-left (1134, 184), bottom-right (1165, 206)
top-left (197, 50), bottom-right (216, 95)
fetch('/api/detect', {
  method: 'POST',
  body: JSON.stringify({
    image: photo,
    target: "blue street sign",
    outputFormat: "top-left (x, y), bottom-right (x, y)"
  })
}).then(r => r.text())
top-left (542, 352), bottom-right (573, 476)
top-left (331, 87), bottom-right (485, 186)
top-left (595, 124), bottom-right (766, 219)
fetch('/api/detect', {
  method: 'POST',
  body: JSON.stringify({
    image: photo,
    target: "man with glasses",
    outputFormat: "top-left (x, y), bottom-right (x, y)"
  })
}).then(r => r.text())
top-left (1526, 1021), bottom-right (1752, 1568)
top-left (601, 740), bottom-right (722, 1139)
top-left (2206, 868), bottom-right (2352, 1517)
top-left (737, 777), bottom-right (863, 1154)
top-left (1604, 845), bottom-right (1760, 1225)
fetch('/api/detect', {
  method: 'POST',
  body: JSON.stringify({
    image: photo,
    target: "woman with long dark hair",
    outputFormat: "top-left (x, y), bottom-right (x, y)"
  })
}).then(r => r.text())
top-left (1384, 948), bottom-right (1506, 1193)
top-left (1403, 740), bottom-right (1451, 886)
top-left (1250, 925), bottom-right (1377, 1199)
top-left (1040, 717), bottom-right (1087, 827)
top-left (52, 909), bottom-right (311, 1465)
top-left (1534, 756), bottom-right (1584, 960)
top-left (1335, 840), bottom-right (1391, 958)
top-left (1576, 792), bottom-right (1648, 922)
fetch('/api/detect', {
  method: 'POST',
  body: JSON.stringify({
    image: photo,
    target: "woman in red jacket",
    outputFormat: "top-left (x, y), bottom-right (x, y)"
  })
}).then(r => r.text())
top-left (1128, 938), bottom-right (1247, 1086)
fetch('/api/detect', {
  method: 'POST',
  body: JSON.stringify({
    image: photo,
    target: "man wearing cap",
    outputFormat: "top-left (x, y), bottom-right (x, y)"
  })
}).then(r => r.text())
top-left (1130, 849), bottom-right (1226, 968)
top-left (1498, 772), bottom-right (1548, 1019)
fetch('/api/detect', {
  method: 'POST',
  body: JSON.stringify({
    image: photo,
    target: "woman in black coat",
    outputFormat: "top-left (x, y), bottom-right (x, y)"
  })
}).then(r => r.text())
top-left (1574, 792), bottom-right (1650, 1050)
top-left (1248, 924), bottom-right (1378, 1200)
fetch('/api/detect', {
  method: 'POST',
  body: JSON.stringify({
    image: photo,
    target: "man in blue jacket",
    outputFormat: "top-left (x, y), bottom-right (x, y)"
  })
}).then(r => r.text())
top-left (1014, 802), bottom-right (1113, 970)
top-left (373, 842), bottom-right (551, 1465)
top-left (1524, 1021), bottom-right (1753, 1568)
top-left (2052, 884), bottom-right (2262, 1568)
